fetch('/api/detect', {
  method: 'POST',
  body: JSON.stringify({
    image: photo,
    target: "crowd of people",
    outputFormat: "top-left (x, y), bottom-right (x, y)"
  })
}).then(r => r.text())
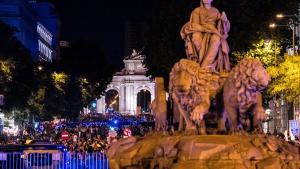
top-left (0, 113), bottom-right (155, 154)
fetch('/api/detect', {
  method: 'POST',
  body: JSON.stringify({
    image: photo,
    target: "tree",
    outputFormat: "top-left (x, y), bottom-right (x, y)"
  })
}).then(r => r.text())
top-left (267, 55), bottom-right (300, 102)
top-left (233, 39), bottom-right (282, 67)
top-left (28, 70), bottom-right (83, 120)
top-left (0, 20), bottom-right (36, 111)
top-left (59, 40), bottom-right (114, 98)
top-left (27, 87), bottom-right (46, 117)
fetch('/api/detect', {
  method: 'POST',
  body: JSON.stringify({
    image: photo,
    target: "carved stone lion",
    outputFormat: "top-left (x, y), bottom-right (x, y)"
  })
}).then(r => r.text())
top-left (169, 59), bottom-right (222, 133)
top-left (223, 58), bottom-right (270, 132)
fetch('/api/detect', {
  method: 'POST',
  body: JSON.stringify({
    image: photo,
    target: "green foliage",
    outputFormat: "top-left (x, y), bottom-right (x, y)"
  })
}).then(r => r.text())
top-left (78, 77), bottom-right (96, 105)
top-left (233, 39), bottom-right (282, 67)
top-left (0, 59), bottom-right (15, 82)
top-left (4, 108), bottom-right (29, 127)
top-left (51, 72), bottom-right (69, 93)
top-left (267, 55), bottom-right (300, 102)
top-left (27, 87), bottom-right (46, 116)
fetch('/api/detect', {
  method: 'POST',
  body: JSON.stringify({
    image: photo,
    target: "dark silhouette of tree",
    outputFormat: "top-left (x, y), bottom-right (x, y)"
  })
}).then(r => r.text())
top-left (28, 39), bottom-right (115, 120)
top-left (59, 40), bottom-right (114, 98)
top-left (0, 20), bottom-right (36, 111)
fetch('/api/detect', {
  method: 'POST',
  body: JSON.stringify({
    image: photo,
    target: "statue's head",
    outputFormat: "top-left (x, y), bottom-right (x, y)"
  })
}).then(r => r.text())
top-left (173, 70), bottom-right (192, 95)
top-left (252, 64), bottom-right (271, 91)
top-left (229, 58), bottom-right (271, 107)
top-left (201, 0), bottom-right (213, 5)
top-left (169, 59), bottom-right (199, 96)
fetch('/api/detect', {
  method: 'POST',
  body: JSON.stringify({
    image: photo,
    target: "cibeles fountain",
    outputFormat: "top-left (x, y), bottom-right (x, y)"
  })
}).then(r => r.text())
top-left (107, 1), bottom-right (300, 168)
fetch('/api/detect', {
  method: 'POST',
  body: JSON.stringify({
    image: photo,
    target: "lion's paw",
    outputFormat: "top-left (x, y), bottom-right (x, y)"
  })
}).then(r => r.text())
top-left (255, 107), bottom-right (267, 121)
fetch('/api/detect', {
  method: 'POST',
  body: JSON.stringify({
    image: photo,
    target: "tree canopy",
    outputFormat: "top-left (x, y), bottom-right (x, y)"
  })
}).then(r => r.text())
top-left (233, 39), bottom-right (282, 67)
top-left (268, 55), bottom-right (300, 102)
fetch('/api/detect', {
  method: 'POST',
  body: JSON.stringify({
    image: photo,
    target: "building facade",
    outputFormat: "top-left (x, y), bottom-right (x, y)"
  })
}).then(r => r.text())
top-left (0, 0), bottom-right (59, 61)
top-left (97, 50), bottom-right (155, 115)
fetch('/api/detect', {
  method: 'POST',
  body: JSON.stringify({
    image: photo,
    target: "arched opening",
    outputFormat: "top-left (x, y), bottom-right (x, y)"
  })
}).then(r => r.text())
top-left (137, 90), bottom-right (151, 114)
top-left (105, 89), bottom-right (119, 113)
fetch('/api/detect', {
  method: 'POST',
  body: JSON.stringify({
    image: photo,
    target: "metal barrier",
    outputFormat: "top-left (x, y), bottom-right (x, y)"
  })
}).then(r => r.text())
top-left (0, 152), bottom-right (109, 169)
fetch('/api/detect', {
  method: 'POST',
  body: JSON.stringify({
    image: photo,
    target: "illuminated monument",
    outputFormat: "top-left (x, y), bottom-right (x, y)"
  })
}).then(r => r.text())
top-left (97, 49), bottom-right (155, 115)
top-left (108, 1), bottom-right (300, 168)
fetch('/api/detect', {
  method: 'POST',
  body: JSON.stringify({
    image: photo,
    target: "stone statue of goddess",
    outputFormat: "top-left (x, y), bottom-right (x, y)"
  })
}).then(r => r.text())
top-left (180, 0), bottom-right (231, 72)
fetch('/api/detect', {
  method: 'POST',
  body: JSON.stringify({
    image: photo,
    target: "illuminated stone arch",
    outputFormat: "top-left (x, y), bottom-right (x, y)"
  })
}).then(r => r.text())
top-left (105, 85), bottom-right (120, 112)
top-left (135, 86), bottom-right (154, 114)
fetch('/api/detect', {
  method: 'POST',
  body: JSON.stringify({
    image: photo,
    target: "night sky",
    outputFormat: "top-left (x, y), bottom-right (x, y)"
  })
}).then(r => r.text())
top-left (52, 0), bottom-right (153, 67)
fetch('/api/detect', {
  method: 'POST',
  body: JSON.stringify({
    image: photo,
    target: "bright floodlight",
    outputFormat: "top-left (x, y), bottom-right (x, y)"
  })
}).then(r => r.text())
top-left (269, 23), bottom-right (276, 28)
top-left (37, 65), bottom-right (43, 71)
top-left (276, 14), bottom-right (284, 18)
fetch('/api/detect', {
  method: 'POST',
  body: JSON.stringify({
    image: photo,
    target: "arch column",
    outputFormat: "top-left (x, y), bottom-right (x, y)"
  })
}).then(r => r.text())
top-left (96, 97), bottom-right (105, 114)
top-left (119, 84), bottom-right (125, 114)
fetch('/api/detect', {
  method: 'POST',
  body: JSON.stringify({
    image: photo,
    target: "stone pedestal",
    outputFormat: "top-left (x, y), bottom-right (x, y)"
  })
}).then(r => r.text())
top-left (107, 134), bottom-right (300, 169)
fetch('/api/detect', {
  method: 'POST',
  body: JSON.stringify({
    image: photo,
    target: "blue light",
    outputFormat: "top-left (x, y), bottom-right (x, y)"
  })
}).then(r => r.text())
top-left (113, 120), bottom-right (118, 124)
top-left (34, 122), bottom-right (39, 129)
top-left (92, 102), bottom-right (96, 108)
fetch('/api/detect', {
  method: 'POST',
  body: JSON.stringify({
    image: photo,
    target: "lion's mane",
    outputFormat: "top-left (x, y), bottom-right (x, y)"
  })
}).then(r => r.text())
top-left (169, 59), bottom-right (220, 102)
top-left (228, 58), bottom-right (267, 112)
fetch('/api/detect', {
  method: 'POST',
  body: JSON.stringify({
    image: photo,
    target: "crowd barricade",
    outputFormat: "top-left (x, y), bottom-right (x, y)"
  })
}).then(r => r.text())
top-left (0, 151), bottom-right (109, 169)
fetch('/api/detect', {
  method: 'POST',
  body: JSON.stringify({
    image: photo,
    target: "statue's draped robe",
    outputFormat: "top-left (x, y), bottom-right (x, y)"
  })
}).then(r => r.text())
top-left (180, 7), bottom-right (230, 72)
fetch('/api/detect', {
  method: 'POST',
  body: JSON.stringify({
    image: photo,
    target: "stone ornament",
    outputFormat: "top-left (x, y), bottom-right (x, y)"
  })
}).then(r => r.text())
top-left (107, 1), bottom-right (300, 169)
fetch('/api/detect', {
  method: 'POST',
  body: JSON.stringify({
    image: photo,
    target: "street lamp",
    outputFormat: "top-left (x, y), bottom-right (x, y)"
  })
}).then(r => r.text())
top-left (276, 14), bottom-right (297, 19)
top-left (269, 23), bottom-right (296, 55)
top-left (275, 10), bottom-right (300, 55)
top-left (37, 65), bottom-right (43, 71)
top-left (269, 23), bottom-right (276, 28)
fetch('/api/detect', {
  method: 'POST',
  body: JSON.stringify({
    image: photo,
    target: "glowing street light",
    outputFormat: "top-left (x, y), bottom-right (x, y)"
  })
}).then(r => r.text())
top-left (269, 23), bottom-right (296, 55)
top-left (273, 9), bottom-right (300, 55)
top-left (37, 65), bottom-right (43, 71)
top-left (269, 23), bottom-right (276, 28)
top-left (276, 14), bottom-right (284, 18)
top-left (276, 13), bottom-right (298, 19)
